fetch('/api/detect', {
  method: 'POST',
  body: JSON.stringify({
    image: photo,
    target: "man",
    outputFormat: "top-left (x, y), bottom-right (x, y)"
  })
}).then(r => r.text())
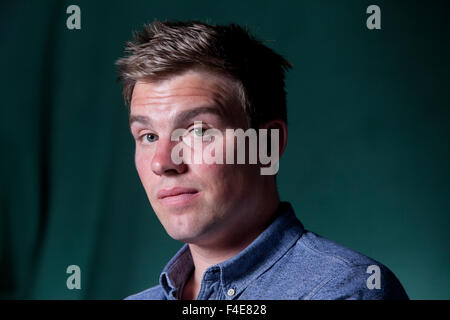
top-left (116, 20), bottom-right (408, 300)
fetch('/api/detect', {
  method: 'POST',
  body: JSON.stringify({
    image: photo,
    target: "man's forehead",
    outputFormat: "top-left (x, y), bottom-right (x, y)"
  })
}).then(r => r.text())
top-left (130, 84), bottom-right (228, 121)
top-left (131, 70), bottom-right (236, 107)
top-left (129, 70), bottom-right (246, 127)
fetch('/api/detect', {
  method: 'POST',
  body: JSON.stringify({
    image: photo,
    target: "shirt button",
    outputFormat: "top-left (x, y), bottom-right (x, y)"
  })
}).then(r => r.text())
top-left (227, 288), bottom-right (235, 296)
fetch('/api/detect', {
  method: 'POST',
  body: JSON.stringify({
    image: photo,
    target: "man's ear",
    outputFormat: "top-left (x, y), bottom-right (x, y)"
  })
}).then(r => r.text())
top-left (259, 120), bottom-right (288, 160)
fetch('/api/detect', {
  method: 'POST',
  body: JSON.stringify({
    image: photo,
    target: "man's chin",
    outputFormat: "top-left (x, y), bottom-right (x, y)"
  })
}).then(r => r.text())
top-left (164, 222), bottom-right (217, 244)
top-left (166, 230), bottom-right (202, 243)
top-left (160, 219), bottom-right (203, 242)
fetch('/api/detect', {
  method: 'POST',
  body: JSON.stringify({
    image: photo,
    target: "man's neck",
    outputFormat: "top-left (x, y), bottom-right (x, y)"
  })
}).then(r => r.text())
top-left (182, 196), bottom-right (281, 300)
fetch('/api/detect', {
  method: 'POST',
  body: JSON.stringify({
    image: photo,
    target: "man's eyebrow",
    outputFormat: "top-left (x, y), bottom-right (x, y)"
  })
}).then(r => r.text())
top-left (129, 115), bottom-right (152, 126)
top-left (174, 106), bottom-right (223, 126)
top-left (129, 106), bottom-right (223, 128)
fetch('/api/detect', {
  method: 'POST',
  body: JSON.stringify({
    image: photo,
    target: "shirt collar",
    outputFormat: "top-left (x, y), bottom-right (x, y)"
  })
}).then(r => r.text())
top-left (159, 202), bottom-right (304, 299)
top-left (159, 244), bottom-right (193, 299)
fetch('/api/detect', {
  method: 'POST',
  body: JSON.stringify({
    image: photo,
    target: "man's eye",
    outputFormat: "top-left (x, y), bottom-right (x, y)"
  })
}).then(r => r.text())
top-left (143, 133), bottom-right (158, 143)
top-left (192, 127), bottom-right (207, 137)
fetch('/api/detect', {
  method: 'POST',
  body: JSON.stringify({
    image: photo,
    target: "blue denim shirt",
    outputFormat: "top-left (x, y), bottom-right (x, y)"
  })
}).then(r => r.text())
top-left (126, 202), bottom-right (408, 300)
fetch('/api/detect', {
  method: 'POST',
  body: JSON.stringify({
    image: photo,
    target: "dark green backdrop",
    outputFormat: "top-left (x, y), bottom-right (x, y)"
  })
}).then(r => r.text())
top-left (1, 0), bottom-right (449, 299)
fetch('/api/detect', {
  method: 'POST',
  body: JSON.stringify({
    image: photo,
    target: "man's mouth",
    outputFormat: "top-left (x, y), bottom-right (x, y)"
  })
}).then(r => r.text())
top-left (157, 187), bottom-right (200, 206)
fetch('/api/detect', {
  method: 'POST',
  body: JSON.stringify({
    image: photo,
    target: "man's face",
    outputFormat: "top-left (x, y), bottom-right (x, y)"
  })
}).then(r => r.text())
top-left (129, 70), bottom-right (261, 245)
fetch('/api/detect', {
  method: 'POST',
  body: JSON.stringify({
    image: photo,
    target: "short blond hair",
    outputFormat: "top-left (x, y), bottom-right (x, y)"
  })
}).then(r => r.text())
top-left (116, 20), bottom-right (292, 128)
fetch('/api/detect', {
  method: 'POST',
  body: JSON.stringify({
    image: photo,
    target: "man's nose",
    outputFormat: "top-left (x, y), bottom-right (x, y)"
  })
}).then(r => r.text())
top-left (151, 138), bottom-right (187, 176)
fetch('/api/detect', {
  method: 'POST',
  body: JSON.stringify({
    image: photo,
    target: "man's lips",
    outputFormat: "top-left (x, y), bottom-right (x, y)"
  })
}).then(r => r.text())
top-left (156, 187), bottom-right (200, 207)
top-left (157, 187), bottom-right (199, 199)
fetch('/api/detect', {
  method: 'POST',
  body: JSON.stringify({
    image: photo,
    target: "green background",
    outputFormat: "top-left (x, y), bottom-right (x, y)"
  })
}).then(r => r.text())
top-left (1, 0), bottom-right (449, 299)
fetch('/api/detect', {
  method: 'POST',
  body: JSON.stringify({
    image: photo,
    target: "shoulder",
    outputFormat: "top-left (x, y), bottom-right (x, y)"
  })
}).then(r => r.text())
top-left (295, 231), bottom-right (408, 299)
top-left (247, 230), bottom-right (408, 300)
top-left (124, 284), bottom-right (166, 300)
top-left (298, 230), bottom-right (379, 267)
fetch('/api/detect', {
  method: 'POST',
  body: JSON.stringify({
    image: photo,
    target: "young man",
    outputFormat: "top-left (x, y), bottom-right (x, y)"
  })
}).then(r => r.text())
top-left (116, 20), bottom-right (408, 300)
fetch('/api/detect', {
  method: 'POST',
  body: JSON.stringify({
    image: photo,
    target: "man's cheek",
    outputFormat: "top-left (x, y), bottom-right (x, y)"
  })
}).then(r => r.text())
top-left (192, 162), bottom-right (227, 181)
top-left (195, 163), bottom-right (236, 196)
top-left (135, 153), bottom-right (154, 185)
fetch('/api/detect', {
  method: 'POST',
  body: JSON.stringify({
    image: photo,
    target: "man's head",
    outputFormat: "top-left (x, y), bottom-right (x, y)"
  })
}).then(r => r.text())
top-left (116, 21), bottom-right (291, 247)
